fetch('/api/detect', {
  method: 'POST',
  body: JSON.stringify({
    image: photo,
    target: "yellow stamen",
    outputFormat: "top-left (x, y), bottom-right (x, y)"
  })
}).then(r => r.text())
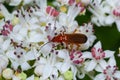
top-left (60, 6), bottom-right (67, 13)
top-left (0, 12), bottom-right (4, 20)
top-left (38, 41), bottom-right (44, 46)
top-left (80, 9), bottom-right (86, 15)
top-left (23, 47), bottom-right (30, 52)
top-left (40, 22), bottom-right (46, 26)
top-left (11, 16), bottom-right (20, 26)
top-left (76, 0), bottom-right (80, 3)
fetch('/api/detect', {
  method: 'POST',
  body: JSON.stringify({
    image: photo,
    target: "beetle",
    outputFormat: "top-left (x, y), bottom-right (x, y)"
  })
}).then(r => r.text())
top-left (51, 33), bottom-right (87, 44)
top-left (51, 33), bottom-right (87, 50)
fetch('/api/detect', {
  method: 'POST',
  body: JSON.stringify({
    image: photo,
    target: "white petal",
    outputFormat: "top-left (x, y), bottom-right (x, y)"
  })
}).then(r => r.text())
top-left (58, 76), bottom-right (64, 80)
top-left (21, 62), bottom-right (31, 71)
top-left (71, 65), bottom-right (77, 80)
top-left (9, 0), bottom-right (21, 6)
top-left (82, 52), bottom-right (92, 58)
top-left (12, 75), bottom-right (20, 80)
top-left (108, 56), bottom-right (116, 66)
top-left (94, 41), bottom-right (102, 49)
top-left (13, 25), bottom-right (21, 33)
top-left (57, 49), bottom-right (68, 59)
top-left (55, 62), bottom-right (62, 71)
top-left (29, 17), bottom-right (39, 24)
top-left (116, 20), bottom-right (120, 32)
top-left (40, 43), bottom-right (52, 57)
top-left (105, 15), bottom-right (114, 25)
top-left (26, 75), bottom-right (34, 80)
top-left (43, 64), bottom-right (53, 79)
top-left (25, 51), bottom-right (36, 61)
top-left (99, 60), bottom-right (107, 69)
top-left (23, 0), bottom-right (32, 5)
top-left (85, 60), bottom-right (97, 72)
top-left (61, 62), bottom-right (71, 73)
top-left (104, 50), bottom-right (114, 58)
top-left (34, 65), bottom-right (44, 76)
top-left (11, 61), bottom-right (19, 70)
top-left (94, 73), bottom-right (105, 80)
top-left (95, 65), bottom-right (103, 72)
top-left (19, 27), bottom-right (27, 37)
top-left (6, 50), bottom-right (16, 59)
top-left (28, 31), bottom-right (44, 42)
top-left (114, 71), bottom-right (120, 79)
top-left (15, 34), bottom-right (24, 41)
top-left (2, 39), bottom-right (10, 51)
top-left (52, 68), bottom-right (58, 77)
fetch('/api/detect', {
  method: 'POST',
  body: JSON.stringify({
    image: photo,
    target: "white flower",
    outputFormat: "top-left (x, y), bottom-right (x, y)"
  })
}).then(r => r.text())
top-left (78, 23), bottom-right (96, 50)
top-left (84, 41), bottom-right (114, 72)
top-left (34, 54), bottom-right (59, 80)
top-left (88, 0), bottom-right (120, 31)
top-left (56, 49), bottom-right (86, 80)
top-left (94, 56), bottom-right (120, 80)
top-left (0, 55), bottom-right (9, 73)
top-left (58, 3), bottom-right (84, 33)
top-left (6, 47), bottom-right (36, 71)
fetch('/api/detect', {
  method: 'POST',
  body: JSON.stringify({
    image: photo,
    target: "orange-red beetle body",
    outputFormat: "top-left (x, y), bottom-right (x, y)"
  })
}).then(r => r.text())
top-left (51, 33), bottom-right (87, 44)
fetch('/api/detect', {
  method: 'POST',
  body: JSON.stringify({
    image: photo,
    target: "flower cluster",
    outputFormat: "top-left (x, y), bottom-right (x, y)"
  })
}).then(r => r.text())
top-left (0, 0), bottom-right (120, 80)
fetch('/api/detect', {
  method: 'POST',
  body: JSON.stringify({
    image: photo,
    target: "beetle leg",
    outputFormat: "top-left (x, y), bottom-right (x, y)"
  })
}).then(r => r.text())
top-left (70, 43), bottom-right (74, 51)
top-left (76, 44), bottom-right (81, 50)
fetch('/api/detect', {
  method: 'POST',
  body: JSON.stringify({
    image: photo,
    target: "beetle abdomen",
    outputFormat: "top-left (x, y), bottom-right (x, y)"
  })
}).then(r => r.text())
top-left (65, 34), bottom-right (87, 44)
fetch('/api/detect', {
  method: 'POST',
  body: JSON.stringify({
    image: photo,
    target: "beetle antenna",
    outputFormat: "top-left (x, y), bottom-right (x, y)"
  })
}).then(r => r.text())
top-left (39, 41), bottom-right (51, 51)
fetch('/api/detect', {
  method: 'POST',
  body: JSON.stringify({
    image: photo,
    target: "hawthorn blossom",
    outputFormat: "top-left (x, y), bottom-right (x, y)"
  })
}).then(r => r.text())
top-left (78, 23), bottom-right (96, 50)
top-left (88, 0), bottom-right (120, 31)
top-left (83, 41), bottom-right (114, 72)
top-left (56, 49), bottom-right (87, 80)
top-left (6, 47), bottom-right (36, 71)
top-left (34, 54), bottom-right (59, 80)
top-left (94, 56), bottom-right (120, 80)
top-left (58, 2), bottom-right (85, 33)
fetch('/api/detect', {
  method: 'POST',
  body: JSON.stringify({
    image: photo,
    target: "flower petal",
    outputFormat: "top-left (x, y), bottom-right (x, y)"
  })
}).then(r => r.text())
top-left (25, 51), bottom-right (36, 61)
top-left (11, 61), bottom-right (19, 70)
top-left (99, 60), bottom-right (107, 69)
top-left (82, 52), bottom-right (92, 59)
top-left (95, 65), bottom-right (103, 72)
top-left (114, 71), bottom-right (120, 79)
top-left (43, 64), bottom-right (53, 79)
top-left (57, 49), bottom-right (68, 59)
top-left (94, 41), bottom-right (102, 49)
top-left (108, 56), bottom-right (116, 66)
top-left (40, 43), bottom-right (52, 57)
top-left (21, 62), bottom-right (31, 71)
top-left (26, 75), bottom-right (34, 80)
top-left (85, 60), bottom-right (97, 72)
top-left (61, 62), bottom-right (71, 73)
top-left (94, 73), bottom-right (105, 80)
top-left (104, 50), bottom-right (114, 58)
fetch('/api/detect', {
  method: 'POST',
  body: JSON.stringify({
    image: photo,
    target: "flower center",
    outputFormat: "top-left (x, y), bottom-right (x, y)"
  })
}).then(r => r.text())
top-left (91, 47), bottom-right (105, 60)
top-left (13, 47), bottom-right (26, 64)
top-left (70, 50), bottom-right (84, 64)
top-left (103, 65), bottom-right (118, 80)
top-left (1, 21), bottom-right (13, 36)
top-left (113, 6), bottom-right (120, 17)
